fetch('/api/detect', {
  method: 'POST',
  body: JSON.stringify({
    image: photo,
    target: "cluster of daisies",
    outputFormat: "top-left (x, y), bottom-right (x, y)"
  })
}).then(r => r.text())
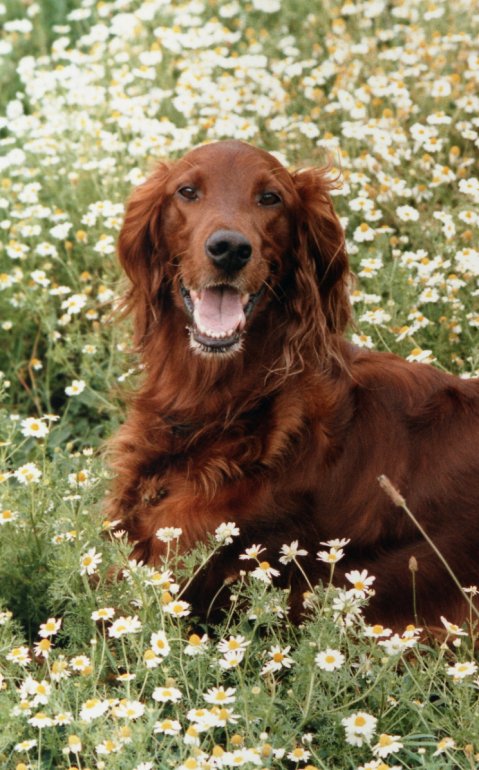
top-left (1, 520), bottom-right (479, 768)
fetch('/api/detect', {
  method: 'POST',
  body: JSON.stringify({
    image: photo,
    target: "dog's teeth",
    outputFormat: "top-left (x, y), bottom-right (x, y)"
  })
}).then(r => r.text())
top-left (205, 329), bottom-right (224, 339)
top-left (241, 293), bottom-right (250, 305)
top-left (194, 324), bottom-right (241, 340)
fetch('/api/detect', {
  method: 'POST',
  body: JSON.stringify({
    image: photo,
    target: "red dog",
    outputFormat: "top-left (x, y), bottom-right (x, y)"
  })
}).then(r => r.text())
top-left (107, 140), bottom-right (479, 628)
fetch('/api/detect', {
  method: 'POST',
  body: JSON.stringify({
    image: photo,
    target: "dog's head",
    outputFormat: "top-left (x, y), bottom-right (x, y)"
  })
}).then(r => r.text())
top-left (118, 140), bottom-right (351, 365)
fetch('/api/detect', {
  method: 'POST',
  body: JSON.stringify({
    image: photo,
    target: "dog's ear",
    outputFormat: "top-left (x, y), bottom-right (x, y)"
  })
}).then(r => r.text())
top-left (288, 166), bottom-right (351, 364)
top-left (118, 162), bottom-right (170, 345)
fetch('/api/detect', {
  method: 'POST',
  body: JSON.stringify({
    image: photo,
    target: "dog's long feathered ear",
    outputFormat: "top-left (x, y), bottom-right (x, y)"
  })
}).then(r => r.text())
top-left (288, 166), bottom-right (351, 366)
top-left (118, 162), bottom-right (171, 345)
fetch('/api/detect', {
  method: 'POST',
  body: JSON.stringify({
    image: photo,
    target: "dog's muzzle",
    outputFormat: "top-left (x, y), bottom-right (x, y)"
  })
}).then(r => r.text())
top-left (180, 282), bottom-right (264, 354)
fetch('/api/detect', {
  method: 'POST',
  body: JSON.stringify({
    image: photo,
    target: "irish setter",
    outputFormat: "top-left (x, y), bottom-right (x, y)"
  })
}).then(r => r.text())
top-left (107, 140), bottom-right (479, 628)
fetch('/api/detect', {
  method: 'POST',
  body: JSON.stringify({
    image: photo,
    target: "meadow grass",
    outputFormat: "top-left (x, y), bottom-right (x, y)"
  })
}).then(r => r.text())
top-left (0, 0), bottom-right (479, 767)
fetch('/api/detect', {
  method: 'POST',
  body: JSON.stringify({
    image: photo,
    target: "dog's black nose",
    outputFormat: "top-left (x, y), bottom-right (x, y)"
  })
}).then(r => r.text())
top-left (205, 230), bottom-right (252, 273)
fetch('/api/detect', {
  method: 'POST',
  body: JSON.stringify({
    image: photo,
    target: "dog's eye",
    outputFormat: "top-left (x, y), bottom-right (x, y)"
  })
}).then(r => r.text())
top-left (257, 191), bottom-right (282, 207)
top-left (178, 186), bottom-right (199, 201)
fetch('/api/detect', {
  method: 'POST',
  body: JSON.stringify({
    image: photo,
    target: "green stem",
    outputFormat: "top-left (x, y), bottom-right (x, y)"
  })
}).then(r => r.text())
top-left (137, 670), bottom-right (149, 701)
top-left (301, 667), bottom-right (316, 720)
top-left (177, 543), bottom-right (223, 599)
top-left (37, 728), bottom-right (42, 770)
top-left (28, 486), bottom-right (42, 558)
top-left (293, 556), bottom-right (315, 594)
top-left (120, 636), bottom-right (131, 698)
top-left (176, 620), bottom-right (191, 702)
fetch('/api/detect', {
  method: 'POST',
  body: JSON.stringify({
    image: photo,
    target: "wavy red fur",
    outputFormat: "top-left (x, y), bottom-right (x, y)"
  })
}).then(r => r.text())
top-left (106, 140), bottom-right (479, 628)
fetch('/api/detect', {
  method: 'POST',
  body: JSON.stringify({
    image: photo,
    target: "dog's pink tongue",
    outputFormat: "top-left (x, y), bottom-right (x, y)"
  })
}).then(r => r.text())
top-left (193, 286), bottom-right (245, 335)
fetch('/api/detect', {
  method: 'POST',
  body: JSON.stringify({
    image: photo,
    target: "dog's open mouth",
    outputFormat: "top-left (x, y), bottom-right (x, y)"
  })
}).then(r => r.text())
top-left (180, 282), bottom-right (263, 354)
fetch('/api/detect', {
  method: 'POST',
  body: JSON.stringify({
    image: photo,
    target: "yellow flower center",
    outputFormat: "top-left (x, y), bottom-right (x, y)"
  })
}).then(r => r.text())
top-left (355, 716), bottom-right (366, 727)
top-left (379, 734), bottom-right (393, 746)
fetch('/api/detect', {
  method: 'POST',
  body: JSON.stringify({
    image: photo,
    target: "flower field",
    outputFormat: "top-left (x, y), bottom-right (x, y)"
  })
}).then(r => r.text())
top-left (0, 0), bottom-right (479, 767)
